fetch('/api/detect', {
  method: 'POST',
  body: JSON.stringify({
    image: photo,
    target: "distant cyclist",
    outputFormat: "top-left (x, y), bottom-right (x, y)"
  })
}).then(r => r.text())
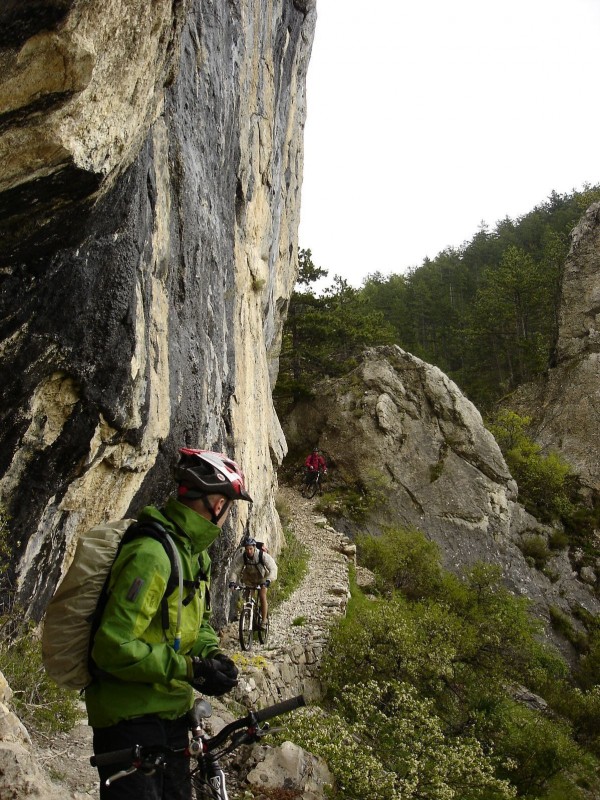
top-left (229, 538), bottom-right (278, 628)
top-left (304, 447), bottom-right (327, 490)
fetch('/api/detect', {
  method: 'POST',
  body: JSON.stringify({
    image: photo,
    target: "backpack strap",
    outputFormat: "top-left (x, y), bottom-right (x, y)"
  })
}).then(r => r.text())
top-left (124, 521), bottom-right (184, 648)
top-left (88, 520), bottom-right (184, 679)
top-left (168, 517), bottom-right (211, 609)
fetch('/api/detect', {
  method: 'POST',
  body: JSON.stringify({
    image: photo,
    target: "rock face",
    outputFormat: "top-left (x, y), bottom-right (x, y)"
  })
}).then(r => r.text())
top-left (0, 0), bottom-right (316, 626)
top-left (0, 669), bottom-right (71, 800)
top-left (509, 202), bottom-right (600, 497)
top-left (283, 346), bottom-right (600, 650)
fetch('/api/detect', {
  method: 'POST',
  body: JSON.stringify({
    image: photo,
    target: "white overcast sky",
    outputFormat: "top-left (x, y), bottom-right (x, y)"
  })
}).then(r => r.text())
top-left (298, 0), bottom-right (600, 288)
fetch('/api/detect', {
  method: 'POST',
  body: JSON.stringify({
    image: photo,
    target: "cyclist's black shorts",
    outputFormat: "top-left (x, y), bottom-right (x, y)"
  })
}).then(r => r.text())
top-left (93, 714), bottom-right (190, 800)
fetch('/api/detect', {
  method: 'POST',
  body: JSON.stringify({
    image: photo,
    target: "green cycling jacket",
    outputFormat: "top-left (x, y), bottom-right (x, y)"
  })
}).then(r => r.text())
top-left (85, 498), bottom-right (222, 728)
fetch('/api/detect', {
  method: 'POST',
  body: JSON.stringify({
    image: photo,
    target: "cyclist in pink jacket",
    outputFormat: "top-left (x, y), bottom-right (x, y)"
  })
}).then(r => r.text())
top-left (304, 447), bottom-right (326, 474)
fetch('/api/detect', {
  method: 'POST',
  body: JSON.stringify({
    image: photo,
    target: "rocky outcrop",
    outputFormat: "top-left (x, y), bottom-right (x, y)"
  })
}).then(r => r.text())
top-left (282, 346), bottom-right (600, 652)
top-left (508, 202), bottom-right (600, 497)
top-left (0, 670), bottom-right (87, 800)
top-left (0, 0), bottom-right (316, 626)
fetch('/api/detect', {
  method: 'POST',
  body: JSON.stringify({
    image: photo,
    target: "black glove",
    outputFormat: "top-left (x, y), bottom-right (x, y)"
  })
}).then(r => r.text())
top-left (228, 581), bottom-right (236, 589)
top-left (190, 656), bottom-right (238, 696)
top-left (213, 652), bottom-right (238, 680)
top-left (264, 579), bottom-right (271, 588)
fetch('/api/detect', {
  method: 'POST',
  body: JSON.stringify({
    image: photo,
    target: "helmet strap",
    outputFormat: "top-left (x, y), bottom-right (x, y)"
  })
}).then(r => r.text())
top-left (201, 496), bottom-right (230, 526)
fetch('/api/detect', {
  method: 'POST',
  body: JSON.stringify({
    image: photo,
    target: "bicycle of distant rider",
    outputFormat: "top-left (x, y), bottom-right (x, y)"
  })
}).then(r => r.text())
top-left (233, 584), bottom-right (270, 651)
top-left (301, 467), bottom-right (324, 499)
top-left (90, 695), bottom-right (306, 800)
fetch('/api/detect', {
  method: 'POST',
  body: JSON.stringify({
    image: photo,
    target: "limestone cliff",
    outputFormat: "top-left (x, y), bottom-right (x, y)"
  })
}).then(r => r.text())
top-left (282, 346), bottom-right (600, 654)
top-left (508, 202), bottom-right (600, 499)
top-left (0, 0), bottom-right (316, 626)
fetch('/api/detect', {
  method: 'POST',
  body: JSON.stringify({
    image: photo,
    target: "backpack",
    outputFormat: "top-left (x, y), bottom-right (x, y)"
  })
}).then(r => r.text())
top-left (42, 518), bottom-right (184, 691)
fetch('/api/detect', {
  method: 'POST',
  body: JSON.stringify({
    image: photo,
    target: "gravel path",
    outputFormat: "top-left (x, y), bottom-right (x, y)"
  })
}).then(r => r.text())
top-left (265, 486), bottom-right (349, 647)
top-left (221, 484), bottom-right (351, 654)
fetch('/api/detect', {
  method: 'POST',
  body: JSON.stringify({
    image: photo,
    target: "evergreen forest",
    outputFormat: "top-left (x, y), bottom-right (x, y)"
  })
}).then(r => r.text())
top-left (275, 185), bottom-right (600, 412)
top-left (276, 185), bottom-right (600, 799)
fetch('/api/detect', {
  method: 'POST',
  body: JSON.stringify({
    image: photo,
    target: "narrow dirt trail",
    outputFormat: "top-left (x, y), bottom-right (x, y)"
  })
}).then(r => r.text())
top-left (222, 484), bottom-right (350, 652)
top-left (266, 485), bottom-right (349, 647)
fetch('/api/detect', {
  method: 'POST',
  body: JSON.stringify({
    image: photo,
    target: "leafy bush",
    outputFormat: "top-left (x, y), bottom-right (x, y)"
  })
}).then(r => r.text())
top-left (267, 527), bottom-right (309, 612)
top-left (313, 526), bottom-right (600, 798)
top-left (0, 615), bottom-right (80, 737)
top-left (282, 682), bottom-right (515, 800)
top-left (519, 534), bottom-right (550, 569)
top-left (548, 529), bottom-right (569, 550)
top-left (545, 683), bottom-right (600, 757)
top-left (549, 606), bottom-right (589, 653)
top-left (322, 557), bottom-right (560, 736)
top-left (488, 411), bottom-right (573, 523)
top-left (574, 630), bottom-right (600, 692)
top-left (489, 700), bottom-right (586, 797)
top-left (357, 525), bottom-right (443, 599)
top-left (0, 505), bottom-right (10, 576)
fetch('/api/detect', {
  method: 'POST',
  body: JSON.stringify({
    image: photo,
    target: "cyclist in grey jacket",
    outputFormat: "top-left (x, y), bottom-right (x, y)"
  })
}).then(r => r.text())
top-left (229, 538), bottom-right (278, 626)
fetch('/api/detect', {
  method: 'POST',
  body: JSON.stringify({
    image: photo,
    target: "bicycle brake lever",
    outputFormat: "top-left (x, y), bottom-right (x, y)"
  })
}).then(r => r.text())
top-left (106, 766), bottom-right (137, 786)
top-left (255, 723), bottom-right (283, 738)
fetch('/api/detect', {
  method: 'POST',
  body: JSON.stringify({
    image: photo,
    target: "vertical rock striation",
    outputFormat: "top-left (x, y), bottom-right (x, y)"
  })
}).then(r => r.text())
top-left (0, 0), bottom-right (316, 626)
top-left (535, 202), bottom-right (600, 495)
top-left (507, 201), bottom-right (600, 498)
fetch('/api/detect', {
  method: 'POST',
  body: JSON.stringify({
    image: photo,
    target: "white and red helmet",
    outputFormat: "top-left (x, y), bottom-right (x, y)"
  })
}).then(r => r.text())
top-left (175, 448), bottom-right (252, 502)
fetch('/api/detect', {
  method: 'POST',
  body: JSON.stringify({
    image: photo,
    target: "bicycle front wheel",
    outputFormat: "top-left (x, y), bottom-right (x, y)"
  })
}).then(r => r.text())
top-left (191, 770), bottom-right (219, 800)
top-left (305, 477), bottom-right (319, 499)
top-left (238, 604), bottom-right (254, 651)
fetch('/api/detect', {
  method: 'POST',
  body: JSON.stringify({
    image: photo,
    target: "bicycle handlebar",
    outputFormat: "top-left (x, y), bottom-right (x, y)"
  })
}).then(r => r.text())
top-left (231, 584), bottom-right (269, 591)
top-left (91, 746), bottom-right (139, 768)
top-left (253, 695), bottom-right (305, 723)
top-left (201, 694), bottom-right (305, 751)
top-left (90, 695), bottom-right (306, 768)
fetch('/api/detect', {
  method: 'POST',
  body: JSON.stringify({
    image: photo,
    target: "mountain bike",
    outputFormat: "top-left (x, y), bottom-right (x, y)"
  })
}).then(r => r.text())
top-left (90, 694), bottom-right (306, 800)
top-left (232, 584), bottom-right (270, 650)
top-left (301, 467), bottom-right (325, 499)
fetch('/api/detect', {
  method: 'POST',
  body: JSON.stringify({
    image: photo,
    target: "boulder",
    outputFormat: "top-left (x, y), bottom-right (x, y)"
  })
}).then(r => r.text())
top-left (246, 740), bottom-right (334, 799)
top-left (283, 345), bottom-right (600, 654)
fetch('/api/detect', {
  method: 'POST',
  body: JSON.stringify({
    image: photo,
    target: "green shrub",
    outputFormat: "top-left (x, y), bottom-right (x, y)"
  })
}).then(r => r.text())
top-left (519, 534), bottom-right (550, 569)
top-left (357, 526), bottom-right (443, 599)
top-left (307, 523), bottom-right (600, 797)
top-left (549, 606), bottom-right (589, 653)
top-left (489, 699), bottom-right (586, 797)
top-left (267, 527), bottom-right (309, 612)
top-left (0, 615), bottom-right (80, 737)
top-left (574, 631), bottom-right (600, 692)
top-left (548, 529), bottom-right (569, 550)
top-left (488, 411), bottom-right (574, 523)
top-left (322, 558), bottom-right (558, 736)
top-left (545, 683), bottom-right (600, 756)
top-left (316, 486), bottom-right (376, 522)
top-left (0, 505), bottom-right (10, 576)
top-left (282, 682), bottom-right (515, 800)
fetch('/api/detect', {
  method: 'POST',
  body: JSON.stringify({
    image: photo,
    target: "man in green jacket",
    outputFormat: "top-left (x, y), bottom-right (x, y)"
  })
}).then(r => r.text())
top-left (87, 448), bottom-right (252, 799)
